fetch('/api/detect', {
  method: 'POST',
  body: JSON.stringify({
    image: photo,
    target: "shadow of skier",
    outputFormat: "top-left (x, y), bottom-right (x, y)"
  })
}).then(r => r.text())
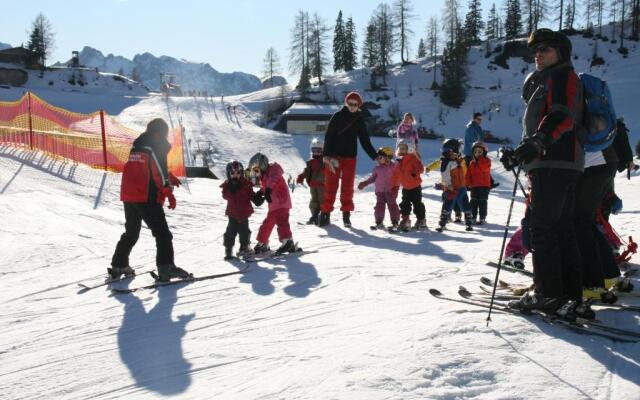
top-left (115, 287), bottom-right (194, 395)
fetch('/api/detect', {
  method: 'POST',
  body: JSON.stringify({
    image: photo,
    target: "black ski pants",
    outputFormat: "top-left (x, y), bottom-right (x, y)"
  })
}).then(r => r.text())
top-left (528, 168), bottom-right (582, 301)
top-left (223, 217), bottom-right (251, 250)
top-left (112, 202), bottom-right (174, 268)
top-left (574, 163), bottom-right (620, 287)
top-left (400, 186), bottom-right (425, 219)
top-left (470, 187), bottom-right (490, 220)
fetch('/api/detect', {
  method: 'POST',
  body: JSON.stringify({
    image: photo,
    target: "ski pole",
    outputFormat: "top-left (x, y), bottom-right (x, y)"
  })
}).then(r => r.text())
top-left (511, 168), bottom-right (528, 198)
top-left (487, 164), bottom-right (522, 325)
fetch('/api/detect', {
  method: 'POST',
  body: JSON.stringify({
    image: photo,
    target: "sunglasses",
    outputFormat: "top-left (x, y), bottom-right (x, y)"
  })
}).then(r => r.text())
top-left (346, 102), bottom-right (359, 107)
top-left (475, 118), bottom-right (482, 122)
top-left (532, 45), bottom-right (553, 54)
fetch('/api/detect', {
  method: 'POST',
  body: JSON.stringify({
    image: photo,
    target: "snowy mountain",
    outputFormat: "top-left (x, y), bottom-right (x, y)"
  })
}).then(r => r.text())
top-left (0, 42), bottom-right (11, 50)
top-left (61, 46), bottom-right (262, 95)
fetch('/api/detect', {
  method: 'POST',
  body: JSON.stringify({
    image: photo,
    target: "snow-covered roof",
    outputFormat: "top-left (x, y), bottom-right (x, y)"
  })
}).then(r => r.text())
top-left (282, 102), bottom-right (340, 116)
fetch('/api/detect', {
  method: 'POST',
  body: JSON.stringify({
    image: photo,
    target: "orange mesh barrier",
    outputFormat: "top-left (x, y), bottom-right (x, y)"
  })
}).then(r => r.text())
top-left (0, 92), bottom-right (185, 176)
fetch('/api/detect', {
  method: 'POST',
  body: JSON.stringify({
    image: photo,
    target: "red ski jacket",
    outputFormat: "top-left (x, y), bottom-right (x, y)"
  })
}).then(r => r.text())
top-left (466, 155), bottom-right (491, 188)
top-left (120, 132), bottom-right (171, 203)
top-left (221, 178), bottom-right (255, 221)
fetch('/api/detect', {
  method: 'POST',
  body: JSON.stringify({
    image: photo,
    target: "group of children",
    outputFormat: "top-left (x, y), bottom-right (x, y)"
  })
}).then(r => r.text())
top-left (219, 112), bottom-right (496, 259)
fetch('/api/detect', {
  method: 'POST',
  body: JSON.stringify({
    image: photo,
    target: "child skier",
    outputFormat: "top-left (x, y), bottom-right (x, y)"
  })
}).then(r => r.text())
top-left (249, 152), bottom-right (301, 255)
top-left (357, 146), bottom-right (400, 229)
top-left (296, 138), bottom-right (325, 225)
top-left (396, 112), bottom-right (420, 159)
top-left (221, 160), bottom-right (265, 260)
top-left (437, 138), bottom-right (473, 232)
top-left (395, 139), bottom-right (427, 231)
top-left (466, 141), bottom-right (492, 225)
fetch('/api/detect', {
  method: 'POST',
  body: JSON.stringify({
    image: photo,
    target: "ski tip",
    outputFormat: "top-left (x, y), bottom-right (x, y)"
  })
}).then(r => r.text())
top-left (458, 286), bottom-right (472, 297)
top-left (429, 288), bottom-right (442, 296)
top-left (480, 276), bottom-right (492, 285)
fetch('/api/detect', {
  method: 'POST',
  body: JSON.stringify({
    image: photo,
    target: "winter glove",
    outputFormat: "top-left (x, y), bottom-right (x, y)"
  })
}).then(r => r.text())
top-left (252, 191), bottom-right (265, 206)
top-left (264, 187), bottom-right (272, 203)
top-left (499, 147), bottom-right (517, 171)
top-left (157, 186), bottom-right (176, 209)
top-left (357, 181), bottom-right (366, 190)
top-left (514, 137), bottom-right (544, 165)
top-left (323, 157), bottom-right (339, 174)
top-left (229, 179), bottom-right (241, 192)
top-left (434, 182), bottom-right (444, 191)
top-left (167, 192), bottom-right (177, 210)
top-left (296, 173), bottom-right (305, 185)
top-left (611, 197), bottom-right (623, 215)
top-left (168, 173), bottom-right (182, 188)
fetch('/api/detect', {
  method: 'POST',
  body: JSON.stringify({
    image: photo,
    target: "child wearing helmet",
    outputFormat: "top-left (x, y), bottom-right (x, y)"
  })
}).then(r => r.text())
top-left (221, 160), bottom-right (265, 260)
top-left (248, 152), bottom-right (301, 255)
top-left (357, 146), bottom-right (400, 229)
top-left (296, 138), bottom-right (325, 224)
top-left (437, 139), bottom-right (474, 232)
top-left (395, 139), bottom-right (427, 231)
top-left (396, 112), bottom-right (420, 159)
top-left (466, 141), bottom-right (492, 224)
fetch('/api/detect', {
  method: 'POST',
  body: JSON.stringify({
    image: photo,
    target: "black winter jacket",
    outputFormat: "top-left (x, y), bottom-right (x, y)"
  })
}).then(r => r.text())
top-left (323, 106), bottom-right (377, 160)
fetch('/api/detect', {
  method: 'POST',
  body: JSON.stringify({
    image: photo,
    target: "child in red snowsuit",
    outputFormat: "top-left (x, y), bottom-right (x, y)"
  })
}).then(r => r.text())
top-left (466, 141), bottom-right (492, 224)
top-left (297, 138), bottom-right (325, 225)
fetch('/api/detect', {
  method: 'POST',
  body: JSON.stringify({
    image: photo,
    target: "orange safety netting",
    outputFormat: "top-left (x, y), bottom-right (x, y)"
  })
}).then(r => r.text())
top-left (0, 92), bottom-right (185, 176)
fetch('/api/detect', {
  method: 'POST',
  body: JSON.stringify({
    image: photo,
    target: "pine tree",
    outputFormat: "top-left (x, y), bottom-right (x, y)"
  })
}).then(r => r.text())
top-left (290, 10), bottom-right (311, 92)
top-left (557, 0), bottom-right (564, 30)
top-left (344, 17), bottom-right (358, 70)
top-left (564, 1), bottom-right (575, 30)
top-left (374, 3), bottom-right (396, 84)
top-left (442, 0), bottom-right (461, 45)
top-left (632, 0), bottom-right (640, 40)
top-left (309, 13), bottom-right (330, 84)
top-left (262, 47), bottom-right (281, 88)
top-left (416, 38), bottom-right (426, 58)
top-left (463, 0), bottom-right (484, 45)
top-left (486, 3), bottom-right (499, 39)
top-left (505, 0), bottom-right (523, 39)
top-left (333, 11), bottom-right (345, 71)
top-left (427, 16), bottom-right (439, 88)
top-left (362, 18), bottom-right (378, 68)
top-left (394, 0), bottom-right (415, 64)
top-left (27, 13), bottom-right (54, 66)
top-left (440, 23), bottom-right (468, 107)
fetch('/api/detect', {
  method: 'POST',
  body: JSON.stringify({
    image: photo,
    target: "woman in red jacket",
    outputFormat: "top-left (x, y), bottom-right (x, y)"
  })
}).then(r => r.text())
top-left (466, 141), bottom-right (492, 224)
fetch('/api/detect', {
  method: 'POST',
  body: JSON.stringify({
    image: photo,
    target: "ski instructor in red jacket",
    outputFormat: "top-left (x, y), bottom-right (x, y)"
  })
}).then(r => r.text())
top-left (318, 91), bottom-right (377, 227)
top-left (110, 118), bottom-right (191, 282)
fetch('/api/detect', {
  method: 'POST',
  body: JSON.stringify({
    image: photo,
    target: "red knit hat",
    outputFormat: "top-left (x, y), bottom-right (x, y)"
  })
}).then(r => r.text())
top-left (344, 91), bottom-right (363, 107)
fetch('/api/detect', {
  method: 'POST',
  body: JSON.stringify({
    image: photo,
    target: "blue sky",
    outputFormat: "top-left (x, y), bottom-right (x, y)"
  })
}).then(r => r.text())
top-left (2, 0), bottom-right (555, 77)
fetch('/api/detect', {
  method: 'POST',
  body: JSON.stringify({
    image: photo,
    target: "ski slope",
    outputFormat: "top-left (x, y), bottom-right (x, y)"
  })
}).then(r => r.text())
top-left (1, 110), bottom-right (639, 399)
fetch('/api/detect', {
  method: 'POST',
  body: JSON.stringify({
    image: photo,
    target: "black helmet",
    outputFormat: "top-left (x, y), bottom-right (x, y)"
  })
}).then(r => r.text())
top-left (441, 138), bottom-right (461, 154)
top-left (527, 28), bottom-right (572, 61)
top-left (226, 160), bottom-right (244, 179)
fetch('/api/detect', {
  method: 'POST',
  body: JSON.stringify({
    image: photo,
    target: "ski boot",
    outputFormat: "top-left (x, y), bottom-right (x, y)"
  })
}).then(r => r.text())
top-left (342, 212), bottom-right (352, 227)
top-left (507, 291), bottom-right (564, 313)
top-left (318, 212), bottom-right (331, 227)
top-left (556, 300), bottom-right (596, 321)
top-left (400, 215), bottom-right (411, 232)
top-left (307, 209), bottom-right (320, 225)
top-left (237, 245), bottom-right (254, 258)
top-left (224, 246), bottom-right (235, 261)
top-left (157, 264), bottom-right (192, 282)
top-left (504, 253), bottom-right (525, 270)
top-left (413, 219), bottom-right (428, 231)
top-left (372, 220), bottom-right (385, 230)
top-left (107, 265), bottom-right (135, 280)
top-left (464, 212), bottom-right (474, 231)
top-left (275, 239), bottom-right (301, 255)
top-left (253, 242), bottom-right (271, 255)
top-left (583, 287), bottom-right (618, 304)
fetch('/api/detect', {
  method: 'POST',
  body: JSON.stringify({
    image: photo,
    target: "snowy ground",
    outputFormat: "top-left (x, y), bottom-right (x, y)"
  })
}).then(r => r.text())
top-left (1, 138), bottom-right (639, 399)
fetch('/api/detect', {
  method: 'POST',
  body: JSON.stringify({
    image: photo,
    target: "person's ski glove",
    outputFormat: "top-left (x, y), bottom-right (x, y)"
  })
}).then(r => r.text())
top-left (168, 173), bottom-right (182, 188)
top-left (357, 181), bottom-right (367, 190)
top-left (514, 137), bottom-right (544, 164)
top-left (158, 186), bottom-right (176, 210)
top-left (296, 173), bottom-right (305, 185)
top-left (253, 190), bottom-right (265, 206)
top-left (264, 187), bottom-right (272, 203)
top-left (323, 157), bottom-right (339, 174)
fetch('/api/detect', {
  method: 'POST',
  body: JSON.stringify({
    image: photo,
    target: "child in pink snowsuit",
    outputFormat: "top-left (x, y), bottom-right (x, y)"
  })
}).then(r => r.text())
top-left (504, 227), bottom-right (529, 260)
top-left (396, 112), bottom-right (420, 159)
top-left (357, 147), bottom-right (400, 228)
top-left (249, 153), bottom-right (299, 254)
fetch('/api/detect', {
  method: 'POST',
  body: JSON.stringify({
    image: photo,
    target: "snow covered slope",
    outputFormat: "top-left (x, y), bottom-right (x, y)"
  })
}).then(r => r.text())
top-left (1, 100), bottom-right (640, 400)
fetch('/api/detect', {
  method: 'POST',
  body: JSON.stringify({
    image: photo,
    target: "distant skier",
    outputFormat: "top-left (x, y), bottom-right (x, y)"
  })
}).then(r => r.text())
top-left (464, 112), bottom-right (484, 165)
top-left (395, 112), bottom-right (420, 159)
top-left (221, 160), bottom-right (265, 260)
top-left (395, 140), bottom-right (427, 231)
top-left (296, 138), bottom-right (325, 225)
top-left (319, 91), bottom-right (377, 227)
top-left (110, 118), bottom-right (191, 282)
top-left (357, 146), bottom-right (400, 230)
top-left (249, 152), bottom-right (300, 255)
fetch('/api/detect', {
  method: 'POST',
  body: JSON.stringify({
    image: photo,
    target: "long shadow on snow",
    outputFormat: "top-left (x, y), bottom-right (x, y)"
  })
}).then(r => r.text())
top-left (319, 225), bottom-right (477, 263)
top-left (240, 257), bottom-right (321, 298)
top-left (115, 287), bottom-right (194, 395)
top-left (493, 319), bottom-right (640, 394)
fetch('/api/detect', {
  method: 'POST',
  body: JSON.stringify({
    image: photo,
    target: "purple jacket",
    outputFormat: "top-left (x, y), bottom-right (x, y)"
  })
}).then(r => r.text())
top-left (361, 163), bottom-right (398, 192)
top-left (396, 122), bottom-right (419, 147)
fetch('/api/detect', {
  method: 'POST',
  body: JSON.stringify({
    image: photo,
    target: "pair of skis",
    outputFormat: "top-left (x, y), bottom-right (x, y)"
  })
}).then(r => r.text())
top-left (429, 287), bottom-right (640, 343)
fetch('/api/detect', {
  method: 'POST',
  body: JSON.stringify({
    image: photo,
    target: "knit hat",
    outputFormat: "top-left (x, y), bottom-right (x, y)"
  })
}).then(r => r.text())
top-left (344, 91), bottom-right (363, 107)
top-left (527, 28), bottom-right (572, 61)
top-left (146, 118), bottom-right (169, 136)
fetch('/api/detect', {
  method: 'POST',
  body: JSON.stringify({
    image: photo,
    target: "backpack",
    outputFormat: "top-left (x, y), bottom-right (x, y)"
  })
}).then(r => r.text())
top-left (578, 73), bottom-right (617, 152)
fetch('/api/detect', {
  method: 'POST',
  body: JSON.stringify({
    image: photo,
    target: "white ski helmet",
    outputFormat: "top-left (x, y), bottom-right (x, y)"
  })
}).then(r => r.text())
top-left (396, 138), bottom-right (415, 155)
top-left (249, 152), bottom-right (269, 172)
top-left (310, 137), bottom-right (324, 155)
